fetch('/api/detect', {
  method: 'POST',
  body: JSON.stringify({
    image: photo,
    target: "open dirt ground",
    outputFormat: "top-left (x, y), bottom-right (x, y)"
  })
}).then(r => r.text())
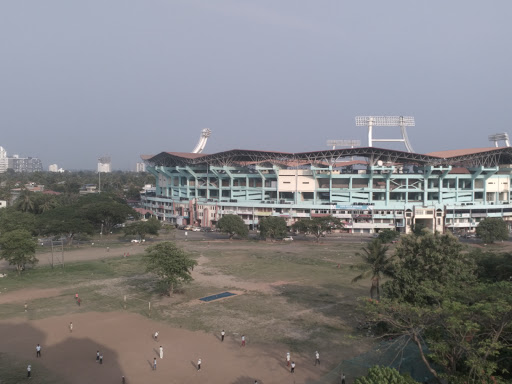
top-left (0, 240), bottom-right (337, 383)
top-left (0, 310), bottom-right (325, 384)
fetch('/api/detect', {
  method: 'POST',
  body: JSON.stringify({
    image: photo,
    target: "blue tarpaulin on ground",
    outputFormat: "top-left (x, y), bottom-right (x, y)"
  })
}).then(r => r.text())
top-left (199, 292), bottom-right (236, 302)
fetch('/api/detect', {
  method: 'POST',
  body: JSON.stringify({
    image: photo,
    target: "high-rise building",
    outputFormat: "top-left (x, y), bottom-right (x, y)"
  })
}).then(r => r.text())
top-left (0, 147), bottom-right (7, 173)
top-left (136, 162), bottom-right (146, 172)
top-left (8, 155), bottom-right (43, 173)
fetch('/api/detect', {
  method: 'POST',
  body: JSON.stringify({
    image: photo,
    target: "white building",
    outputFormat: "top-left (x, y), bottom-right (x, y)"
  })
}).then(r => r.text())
top-left (48, 164), bottom-right (65, 172)
top-left (136, 162), bottom-right (146, 172)
top-left (0, 147), bottom-right (7, 173)
top-left (98, 156), bottom-right (112, 173)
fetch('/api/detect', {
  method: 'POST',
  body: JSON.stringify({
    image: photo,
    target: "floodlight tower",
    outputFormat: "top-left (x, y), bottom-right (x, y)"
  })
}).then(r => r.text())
top-left (192, 128), bottom-right (212, 154)
top-left (326, 139), bottom-right (361, 150)
top-left (355, 116), bottom-right (415, 152)
top-left (488, 133), bottom-right (510, 147)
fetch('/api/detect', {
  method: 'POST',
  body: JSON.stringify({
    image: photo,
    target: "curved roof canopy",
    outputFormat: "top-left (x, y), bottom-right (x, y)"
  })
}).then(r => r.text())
top-left (146, 147), bottom-right (512, 168)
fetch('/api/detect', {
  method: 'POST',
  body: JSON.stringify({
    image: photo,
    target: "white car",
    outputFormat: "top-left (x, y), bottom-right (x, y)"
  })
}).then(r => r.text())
top-left (283, 236), bottom-right (293, 241)
top-left (131, 239), bottom-right (145, 243)
top-left (192, 227), bottom-right (201, 232)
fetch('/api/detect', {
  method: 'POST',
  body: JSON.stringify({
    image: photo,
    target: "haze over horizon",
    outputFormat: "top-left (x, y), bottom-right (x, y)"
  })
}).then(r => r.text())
top-left (1, 1), bottom-right (510, 171)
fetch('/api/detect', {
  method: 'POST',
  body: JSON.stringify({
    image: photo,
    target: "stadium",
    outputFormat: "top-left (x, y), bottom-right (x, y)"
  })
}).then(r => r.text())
top-left (141, 124), bottom-right (512, 235)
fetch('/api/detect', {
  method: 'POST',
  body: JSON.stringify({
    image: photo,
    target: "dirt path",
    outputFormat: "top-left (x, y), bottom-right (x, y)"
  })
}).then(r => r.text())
top-left (0, 311), bottom-right (324, 384)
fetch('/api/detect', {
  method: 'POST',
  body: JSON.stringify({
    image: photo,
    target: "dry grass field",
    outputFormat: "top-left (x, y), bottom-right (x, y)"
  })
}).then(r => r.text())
top-left (1, 230), bottom-right (505, 383)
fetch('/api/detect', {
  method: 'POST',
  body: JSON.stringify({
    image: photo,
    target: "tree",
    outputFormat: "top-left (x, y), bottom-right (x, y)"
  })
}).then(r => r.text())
top-left (351, 239), bottom-right (395, 300)
top-left (292, 215), bottom-right (343, 242)
top-left (355, 366), bottom-right (419, 384)
top-left (217, 214), bottom-right (248, 239)
top-left (16, 189), bottom-right (36, 213)
top-left (123, 218), bottom-right (161, 240)
top-left (36, 206), bottom-right (94, 244)
top-left (377, 229), bottom-right (399, 244)
top-left (358, 232), bottom-right (512, 383)
top-left (143, 242), bottom-right (196, 295)
top-left (0, 229), bottom-right (38, 275)
top-left (259, 216), bottom-right (287, 241)
top-left (0, 208), bottom-right (36, 234)
top-left (79, 193), bottom-right (135, 234)
top-left (476, 217), bottom-right (509, 244)
top-left (384, 231), bottom-right (475, 305)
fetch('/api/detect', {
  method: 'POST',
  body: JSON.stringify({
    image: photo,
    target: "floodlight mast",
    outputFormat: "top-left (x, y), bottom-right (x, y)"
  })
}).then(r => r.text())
top-left (488, 133), bottom-right (510, 147)
top-left (192, 128), bottom-right (212, 153)
top-left (355, 116), bottom-right (415, 152)
top-left (326, 139), bottom-right (361, 150)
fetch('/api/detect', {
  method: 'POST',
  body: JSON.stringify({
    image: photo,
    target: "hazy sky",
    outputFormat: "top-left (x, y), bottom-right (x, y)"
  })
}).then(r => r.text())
top-left (1, 1), bottom-right (510, 170)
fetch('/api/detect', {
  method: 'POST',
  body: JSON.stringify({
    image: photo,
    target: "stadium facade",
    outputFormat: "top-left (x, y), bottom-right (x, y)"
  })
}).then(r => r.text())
top-left (141, 147), bottom-right (512, 234)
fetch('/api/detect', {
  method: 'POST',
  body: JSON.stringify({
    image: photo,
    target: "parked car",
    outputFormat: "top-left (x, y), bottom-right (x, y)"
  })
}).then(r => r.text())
top-left (192, 227), bottom-right (201, 232)
top-left (131, 239), bottom-right (145, 243)
top-left (201, 227), bottom-right (212, 232)
top-left (184, 225), bottom-right (193, 231)
top-left (283, 236), bottom-right (294, 241)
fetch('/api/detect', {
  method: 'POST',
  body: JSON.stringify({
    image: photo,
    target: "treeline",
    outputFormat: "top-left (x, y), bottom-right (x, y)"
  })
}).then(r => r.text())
top-left (353, 230), bottom-right (512, 383)
top-left (0, 170), bottom-right (154, 201)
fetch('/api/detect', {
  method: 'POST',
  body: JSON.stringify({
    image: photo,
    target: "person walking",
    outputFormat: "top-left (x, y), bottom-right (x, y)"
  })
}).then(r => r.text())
top-left (24, 302), bottom-right (28, 312)
top-left (159, 346), bottom-right (163, 359)
top-left (286, 352), bottom-right (290, 367)
top-left (315, 351), bottom-right (320, 366)
top-left (99, 353), bottom-right (103, 364)
top-left (341, 372), bottom-right (346, 384)
top-left (197, 358), bottom-right (201, 371)
top-left (221, 329), bottom-right (225, 342)
top-left (153, 358), bottom-right (157, 370)
top-left (121, 376), bottom-right (125, 383)
top-left (77, 298), bottom-right (81, 307)
top-left (154, 331), bottom-right (159, 341)
top-left (241, 335), bottom-right (246, 347)
top-left (27, 364), bottom-right (31, 378)
top-left (69, 322), bottom-right (73, 333)
top-left (36, 344), bottom-right (41, 357)
top-left (291, 361), bottom-right (295, 373)
top-left (96, 350), bottom-right (100, 363)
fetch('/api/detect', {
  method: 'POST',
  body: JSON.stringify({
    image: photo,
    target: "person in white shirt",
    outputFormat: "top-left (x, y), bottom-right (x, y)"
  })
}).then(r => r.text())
top-left (315, 351), bottom-right (320, 366)
top-left (221, 329), bottom-right (225, 342)
top-left (197, 358), bottom-right (201, 371)
top-left (27, 364), bottom-right (31, 378)
top-left (154, 331), bottom-right (159, 341)
top-left (291, 361), bottom-right (295, 373)
top-left (286, 352), bottom-right (291, 366)
top-left (159, 346), bottom-right (163, 359)
top-left (36, 344), bottom-right (41, 357)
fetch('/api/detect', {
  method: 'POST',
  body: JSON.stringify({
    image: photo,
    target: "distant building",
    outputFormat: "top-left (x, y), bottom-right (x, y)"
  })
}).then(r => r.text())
top-left (79, 184), bottom-right (98, 195)
top-left (98, 156), bottom-right (111, 173)
top-left (136, 162), bottom-right (146, 172)
top-left (48, 164), bottom-right (64, 172)
top-left (0, 147), bottom-right (7, 173)
top-left (8, 155), bottom-right (43, 173)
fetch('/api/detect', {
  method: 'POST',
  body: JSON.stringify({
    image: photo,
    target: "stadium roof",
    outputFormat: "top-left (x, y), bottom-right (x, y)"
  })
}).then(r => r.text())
top-left (146, 147), bottom-right (512, 168)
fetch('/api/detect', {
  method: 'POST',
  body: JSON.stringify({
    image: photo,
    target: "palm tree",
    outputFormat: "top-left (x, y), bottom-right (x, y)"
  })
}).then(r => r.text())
top-left (351, 239), bottom-right (395, 300)
top-left (16, 189), bottom-right (36, 213)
